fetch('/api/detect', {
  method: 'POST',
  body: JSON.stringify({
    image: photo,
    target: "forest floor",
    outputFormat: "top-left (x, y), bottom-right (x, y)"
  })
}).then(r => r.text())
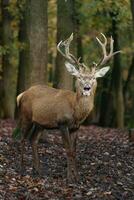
top-left (0, 119), bottom-right (134, 200)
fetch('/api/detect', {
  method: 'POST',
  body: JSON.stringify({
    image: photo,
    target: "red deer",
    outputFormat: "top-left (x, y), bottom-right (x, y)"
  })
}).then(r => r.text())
top-left (17, 33), bottom-right (120, 182)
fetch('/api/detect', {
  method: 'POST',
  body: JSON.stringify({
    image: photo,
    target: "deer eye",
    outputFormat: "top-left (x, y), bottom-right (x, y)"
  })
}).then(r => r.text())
top-left (92, 77), bottom-right (96, 82)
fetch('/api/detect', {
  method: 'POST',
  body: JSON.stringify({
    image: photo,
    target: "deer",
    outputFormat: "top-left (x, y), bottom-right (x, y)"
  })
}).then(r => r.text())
top-left (16, 33), bottom-right (120, 182)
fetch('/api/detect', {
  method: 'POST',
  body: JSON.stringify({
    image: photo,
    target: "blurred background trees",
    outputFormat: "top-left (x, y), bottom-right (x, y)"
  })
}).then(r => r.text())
top-left (54, 0), bottom-right (75, 90)
top-left (0, 0), bottom-right (133, 128)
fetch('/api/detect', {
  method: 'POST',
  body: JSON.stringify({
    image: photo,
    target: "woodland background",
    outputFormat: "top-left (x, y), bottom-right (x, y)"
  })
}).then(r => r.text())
top-left (0, 0), bottom-right (134, 129)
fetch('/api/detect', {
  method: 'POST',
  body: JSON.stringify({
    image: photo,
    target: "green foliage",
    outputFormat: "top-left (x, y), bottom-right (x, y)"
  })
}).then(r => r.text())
top-left (7, 0), bottom-right (26, 20)
top-left (0, 45), bottom-right (10, 55)
top-left (12, 127), bottom-right (21, 140)
top-left (12, 125), bottom-right (37, 141)
top-left (0, 0), bottom-right (27, 55)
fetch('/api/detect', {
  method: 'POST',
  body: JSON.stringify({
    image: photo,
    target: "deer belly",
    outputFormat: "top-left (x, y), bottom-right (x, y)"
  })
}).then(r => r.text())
top-left (32, 108), bottom-right (58, 128)
top-left (32, 101), bottom-right (74, 128)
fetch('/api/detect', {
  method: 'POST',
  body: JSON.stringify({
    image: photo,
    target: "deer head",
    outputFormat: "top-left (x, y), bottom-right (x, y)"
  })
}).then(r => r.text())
top-left (57, 33), bottom-right (121, 96)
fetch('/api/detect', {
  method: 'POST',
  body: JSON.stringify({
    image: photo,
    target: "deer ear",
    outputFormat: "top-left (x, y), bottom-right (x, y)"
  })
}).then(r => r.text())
top-left (95, 66), bottom-right (110, 78)
top-left (65, 62), bottom-right (80, 77)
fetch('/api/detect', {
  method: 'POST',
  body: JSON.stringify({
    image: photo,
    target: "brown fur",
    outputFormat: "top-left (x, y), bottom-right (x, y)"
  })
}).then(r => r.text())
top-left (17, 82), bottom-right (97, 182)
top-left (18, 83), bottom-right (97, 130)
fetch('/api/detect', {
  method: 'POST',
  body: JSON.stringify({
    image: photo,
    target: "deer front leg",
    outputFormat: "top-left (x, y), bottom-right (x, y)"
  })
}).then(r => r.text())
top-left (60, 126), bottom-right (78, 182)
top-left (31, 129), bottom-right (42, 176)
top-left (20, 136), bottom-right (25, 174)
top-left (70, 131), bottom-right (78, 180)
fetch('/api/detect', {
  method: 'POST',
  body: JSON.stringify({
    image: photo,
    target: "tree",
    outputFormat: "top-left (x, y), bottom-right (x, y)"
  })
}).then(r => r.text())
top-left (16, 0), bottom-right (29, 94)
top-left (17, 0), bottom-right (48, 92)
top-left (99, 13), bottom-right (124, 128)
top-left (123, 0), bottom-right (134, 127)
top-left (123, 0), bottom-right (134, 97)
top-left (75, 1), bottom-right (83, 61)
top-left (1, 0), bottom-right (18, 118)
top-left (111, 14), bottom-right (124, 128)
top-left (54, 0), bottom-right (76, 89)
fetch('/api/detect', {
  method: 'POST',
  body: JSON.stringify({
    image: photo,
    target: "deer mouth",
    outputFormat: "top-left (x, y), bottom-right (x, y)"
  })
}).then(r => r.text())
top-left (83, 86), bottom-right (91, 96)
top-left (84, 86), bottom-right (91, 91)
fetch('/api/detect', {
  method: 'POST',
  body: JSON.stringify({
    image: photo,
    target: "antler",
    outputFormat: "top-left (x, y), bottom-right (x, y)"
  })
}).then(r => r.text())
top-left (57, 33), bottom-right (88, 70)
top-left (95, 33), bottom-right (121, 68)
top-left (57, 33), bottom-right (120, 72)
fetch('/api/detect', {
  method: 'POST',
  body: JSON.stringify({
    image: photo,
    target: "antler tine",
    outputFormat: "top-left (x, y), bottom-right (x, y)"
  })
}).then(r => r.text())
top-left (77, 57), bottom-right (89, 70)
top-left (78, 57), bottom-right (81, 62)
top-left (95, 33), bottom-right (121, 68)
top-left (110, 36), bottom-right (114, 55)
top-left (101, 33), bottom-right (107, 46)
top-left (57, 41), bottom-right (66, 58)
top-left (57, 33), bottom-right (79, 67)
top-left (57, 33), bottom-right (89, 70)
top-left (109, 36), bottom-right (121, 56)
top-left (70, 55), bottom-right (88, 70)
top-left (96, 33), bottom-right (107, 58)
top-left (69, 54), bottom-right (80, 66)
top-left (57, 33), bottom-right (72, 59)
top-left (63, 33), bottom-right (73, 56)
top-left (81, 63), bottom-right (88, 69)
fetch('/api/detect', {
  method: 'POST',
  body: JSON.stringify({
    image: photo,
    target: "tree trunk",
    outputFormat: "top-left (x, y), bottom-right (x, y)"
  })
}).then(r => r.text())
top-left (123, 0), bottom-right (134, 126)
top-left (17, 0), bottom-right (48, 90)
top-left (111, 16), bottom-right (124, 128)
top-left (54, 0), bottom-right (76, 89)
top-left (29, 0), bottom-right (48, 85)
top-left (99, 15), bottom-right (124, 128)
top-left (99, 78), bottom-right (112, 126)
top-left (123, 54), bottom-right (134, 104)
top-left (16, 8), bottom-right (29, 94)
top-left (1, 0), bottom-right (18, 118)
top-left (130, 0), bottom-right (134, 27)
top-left (0, 1), bottom-right (3, 118)
top-left (124, 0), bottom-right (134, 96)
top-left (75, 0), bottom-right (83, 62)
top-left (113, 23), bottom-right (124, 128)
top-left (15, 0), bottom-right (48, 118)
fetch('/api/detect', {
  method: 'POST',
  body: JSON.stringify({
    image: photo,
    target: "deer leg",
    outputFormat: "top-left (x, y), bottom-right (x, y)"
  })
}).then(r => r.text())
top-left (20, 122), bottom-right (39, 175)
top-left (70, 131), bottom-right (78, 181)
top-left (60, 126), bottom-right (76, 182)
top-left (20, 123), bottom-right (31, 174)
top-left (20, 135), bottom-right (25, 174)
top-left (31, 127), bottom-right (42, 176)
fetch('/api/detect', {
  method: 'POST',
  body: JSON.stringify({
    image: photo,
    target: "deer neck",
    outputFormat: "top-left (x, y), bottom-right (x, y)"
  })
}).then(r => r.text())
top-left (74, 83), bottom-right (97, 124)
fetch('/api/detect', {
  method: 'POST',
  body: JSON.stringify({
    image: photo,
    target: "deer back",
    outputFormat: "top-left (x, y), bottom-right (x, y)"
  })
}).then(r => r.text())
top-left (18, 85), bottom-right (78, 128)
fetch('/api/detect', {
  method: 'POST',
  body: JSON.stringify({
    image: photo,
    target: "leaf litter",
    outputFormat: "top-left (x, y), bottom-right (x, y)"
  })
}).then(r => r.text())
top-left (0, 119), bottom-right (134, 200)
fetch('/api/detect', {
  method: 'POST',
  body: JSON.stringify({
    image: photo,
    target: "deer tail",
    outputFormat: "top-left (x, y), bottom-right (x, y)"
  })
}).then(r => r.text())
top-left (17, 92), bottom-right (25, 107)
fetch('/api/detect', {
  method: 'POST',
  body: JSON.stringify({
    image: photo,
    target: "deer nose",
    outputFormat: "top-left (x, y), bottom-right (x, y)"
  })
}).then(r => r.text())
top-left (84, 86), bottom-right (91, 91)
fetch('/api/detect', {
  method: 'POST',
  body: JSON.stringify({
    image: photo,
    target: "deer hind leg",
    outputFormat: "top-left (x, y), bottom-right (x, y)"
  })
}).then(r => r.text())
top-left (20, 122), bottom-right (32, 174)
top-left (60, 126), bottom-right (78, 182)
top-left (31, 125), bottom-right (42, 176)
